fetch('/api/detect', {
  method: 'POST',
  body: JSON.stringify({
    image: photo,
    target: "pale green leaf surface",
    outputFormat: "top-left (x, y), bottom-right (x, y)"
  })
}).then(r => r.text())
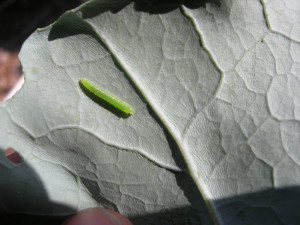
top-left (0, 0), bottom-right (299, 224)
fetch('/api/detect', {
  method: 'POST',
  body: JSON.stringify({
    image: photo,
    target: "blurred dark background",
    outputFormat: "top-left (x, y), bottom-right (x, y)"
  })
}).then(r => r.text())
top-left (0, 0), bottom-right (83, 101)
top-left (0, 0), bottom-right (84, 50)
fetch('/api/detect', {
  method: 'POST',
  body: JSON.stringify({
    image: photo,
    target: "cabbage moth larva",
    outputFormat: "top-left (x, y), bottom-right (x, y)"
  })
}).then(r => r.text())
top-left (80, 78), bottom-right (134, 115)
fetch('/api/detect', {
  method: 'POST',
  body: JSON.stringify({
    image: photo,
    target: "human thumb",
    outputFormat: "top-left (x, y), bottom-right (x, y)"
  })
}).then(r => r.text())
top-left (62, 208), bottom-right (133, 225)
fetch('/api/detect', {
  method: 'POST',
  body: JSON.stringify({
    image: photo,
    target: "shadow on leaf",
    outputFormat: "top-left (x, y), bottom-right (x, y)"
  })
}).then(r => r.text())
top-left (130, 186), bottom-right (300, 225)
top-left (133, 0), bottom-right (221, 14)
top-left (213, 186), bottom-right (300, 225)
top-left (0, 148), bottom-right (73, 225)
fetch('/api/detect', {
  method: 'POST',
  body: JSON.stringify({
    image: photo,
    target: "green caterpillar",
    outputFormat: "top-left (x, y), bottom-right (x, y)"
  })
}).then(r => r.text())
top-left (80, 78), bottom-right (134, 115)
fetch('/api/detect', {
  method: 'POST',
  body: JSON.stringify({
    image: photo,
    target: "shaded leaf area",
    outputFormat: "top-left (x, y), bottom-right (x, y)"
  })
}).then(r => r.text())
top-left (74, 0), bottom-right (220, 18)
top-left (3, 176), bottom-right (299, 225)
top-left (0, 147), bottom-right (74, 219)
top-left (0, 141), bottom-right (213, 225)
top-left (134, 0), bottom-right (220, 13)
top-left (214, 187), bottom-right (300, 225)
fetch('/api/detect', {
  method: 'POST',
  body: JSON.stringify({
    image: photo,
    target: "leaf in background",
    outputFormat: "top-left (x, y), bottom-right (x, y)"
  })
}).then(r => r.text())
top-left (0, 0), bottom-right (299, 224)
